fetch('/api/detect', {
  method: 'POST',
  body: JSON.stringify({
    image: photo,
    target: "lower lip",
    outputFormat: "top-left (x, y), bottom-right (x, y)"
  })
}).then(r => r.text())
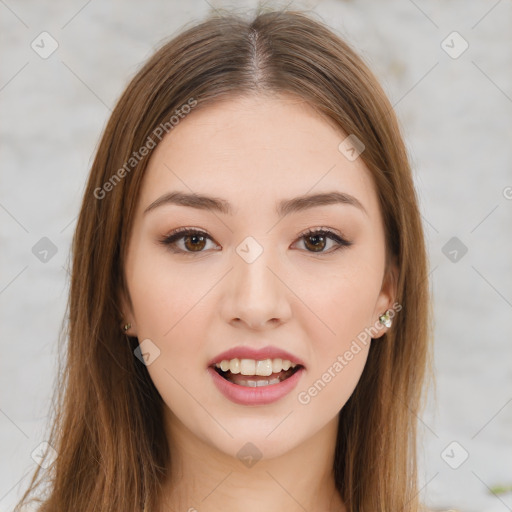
top-left (207, 366), bottom-right (304, 406)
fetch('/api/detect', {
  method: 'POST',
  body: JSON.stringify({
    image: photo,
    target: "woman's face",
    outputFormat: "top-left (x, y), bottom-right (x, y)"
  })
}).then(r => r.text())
top-left (123, 94), bottom-right (395, 459)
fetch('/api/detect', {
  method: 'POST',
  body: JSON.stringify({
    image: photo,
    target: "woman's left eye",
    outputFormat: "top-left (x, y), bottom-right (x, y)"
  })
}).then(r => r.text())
top-left (159, 228), bottom-right (352, 254)
top-left (293, 229), bottom-right (352, 254)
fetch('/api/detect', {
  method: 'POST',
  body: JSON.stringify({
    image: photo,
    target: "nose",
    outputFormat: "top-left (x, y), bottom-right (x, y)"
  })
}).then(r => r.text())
top-left (220, 246), bottom-right (292, 330)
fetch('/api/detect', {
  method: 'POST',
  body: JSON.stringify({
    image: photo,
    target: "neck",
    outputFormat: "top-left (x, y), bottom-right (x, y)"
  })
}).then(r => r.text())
top-left (158, 409), bottom-right (346, 512)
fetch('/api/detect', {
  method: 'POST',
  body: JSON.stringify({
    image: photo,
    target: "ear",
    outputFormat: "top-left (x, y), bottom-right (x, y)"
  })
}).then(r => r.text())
top-left (372, 260), bottom-right (398, 339)
top-left (119, 284), bottom-right (137, 337)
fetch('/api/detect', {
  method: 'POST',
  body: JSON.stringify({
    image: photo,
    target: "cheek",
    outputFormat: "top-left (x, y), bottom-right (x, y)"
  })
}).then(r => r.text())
top-left (313, 270), bottom-right (379, 330)
top-left (290, 250), bottom-right (382, 411)
top-left (127, 247), bottom-right (223, 401)
top-left (127, 249), bottom-right (219, 431)
top-left (293, 250), bottom-right (384, 348)
top-left (297, 344), bottom-right (370, 418)
top-left (294, 269), bottom-right (375, 416)
top-left (127, 245), bottom-right (218, 341)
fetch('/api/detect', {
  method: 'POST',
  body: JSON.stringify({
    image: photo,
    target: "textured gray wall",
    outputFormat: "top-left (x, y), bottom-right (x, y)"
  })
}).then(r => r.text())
top-left (1, 1), bottom-right (511, 511)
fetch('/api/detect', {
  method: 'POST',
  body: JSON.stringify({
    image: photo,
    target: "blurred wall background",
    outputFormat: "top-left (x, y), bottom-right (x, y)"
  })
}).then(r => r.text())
top-left (1, 1), bottom-right (511, 510)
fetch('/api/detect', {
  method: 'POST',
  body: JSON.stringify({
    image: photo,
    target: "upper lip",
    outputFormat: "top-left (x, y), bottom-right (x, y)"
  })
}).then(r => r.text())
top-left (208, 346), bottom-right (305, 368)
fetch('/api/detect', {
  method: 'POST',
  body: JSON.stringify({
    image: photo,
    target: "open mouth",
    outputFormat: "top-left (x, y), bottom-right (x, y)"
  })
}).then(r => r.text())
top-left (212, 358), bottom-right (303, 387)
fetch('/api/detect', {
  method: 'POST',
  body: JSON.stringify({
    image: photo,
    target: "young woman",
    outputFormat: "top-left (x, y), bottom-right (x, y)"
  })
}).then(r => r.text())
top-left (16, 8), bottom-right (432, 512)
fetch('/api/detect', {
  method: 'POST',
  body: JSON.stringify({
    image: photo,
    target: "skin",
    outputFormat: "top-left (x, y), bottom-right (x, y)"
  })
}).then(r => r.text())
top-left (122, 93), bottom-right (396, 511)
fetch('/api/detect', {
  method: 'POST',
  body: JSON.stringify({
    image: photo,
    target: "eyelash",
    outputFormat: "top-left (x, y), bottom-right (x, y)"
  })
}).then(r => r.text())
top-left (158, 227), bottom-right (352, 255)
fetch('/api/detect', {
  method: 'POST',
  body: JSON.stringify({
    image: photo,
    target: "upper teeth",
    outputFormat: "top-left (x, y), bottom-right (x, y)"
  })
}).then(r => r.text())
top-left (215, 358), bottom-right (297, 376)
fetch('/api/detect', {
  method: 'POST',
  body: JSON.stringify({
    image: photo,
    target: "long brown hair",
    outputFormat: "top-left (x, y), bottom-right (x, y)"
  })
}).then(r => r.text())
top-left (15, 7), bottom-right (432, 512)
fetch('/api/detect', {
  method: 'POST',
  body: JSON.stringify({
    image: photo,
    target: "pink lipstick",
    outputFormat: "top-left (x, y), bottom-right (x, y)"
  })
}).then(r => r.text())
top-left (207, 346), bottom-right (305, 406)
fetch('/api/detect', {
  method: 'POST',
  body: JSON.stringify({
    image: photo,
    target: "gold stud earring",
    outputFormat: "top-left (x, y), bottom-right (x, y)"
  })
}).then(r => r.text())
top-left (123, 323), bottom-right (131, 332)
top-left (378, 311), bottom-right (392, 328)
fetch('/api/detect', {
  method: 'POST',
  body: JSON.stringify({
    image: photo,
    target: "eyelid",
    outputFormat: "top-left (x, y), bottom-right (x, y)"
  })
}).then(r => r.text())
top-left (296, 226), bottom-right (347, 241)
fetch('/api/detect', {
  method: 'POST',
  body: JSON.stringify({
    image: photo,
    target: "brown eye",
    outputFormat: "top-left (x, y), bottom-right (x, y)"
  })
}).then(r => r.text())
top-left (159, 229), bottom-right (219, 254)
top-left (183, 233), bottom-right (207, 252)
top-left (303, 233), bottom-right (327, 252)
top-left (296, 229), bottom-right (352, 254)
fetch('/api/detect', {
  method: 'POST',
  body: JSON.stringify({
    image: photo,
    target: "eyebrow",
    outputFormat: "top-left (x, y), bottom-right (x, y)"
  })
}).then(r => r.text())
top-left (144, 190), bottom-right (367, 217)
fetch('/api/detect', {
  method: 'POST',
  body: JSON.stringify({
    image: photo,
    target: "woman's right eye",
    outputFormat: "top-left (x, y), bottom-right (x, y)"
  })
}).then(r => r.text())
top-left (159, 228), bottom-right (220, 253)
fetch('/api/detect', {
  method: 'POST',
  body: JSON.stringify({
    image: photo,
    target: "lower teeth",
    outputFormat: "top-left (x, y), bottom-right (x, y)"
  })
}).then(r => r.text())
top-left (237, 377), bottom-right (281, 387)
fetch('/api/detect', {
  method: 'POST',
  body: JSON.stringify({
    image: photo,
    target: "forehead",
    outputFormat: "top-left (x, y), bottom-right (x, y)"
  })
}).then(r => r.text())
top-left (139, 94), bottom-right (380, 220)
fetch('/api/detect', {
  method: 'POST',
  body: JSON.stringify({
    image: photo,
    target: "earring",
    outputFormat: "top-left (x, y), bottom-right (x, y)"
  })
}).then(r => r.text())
top-left (378, 311), bottom-right (392, 328)
top-left (123, 323), bottom-right (131, 332)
